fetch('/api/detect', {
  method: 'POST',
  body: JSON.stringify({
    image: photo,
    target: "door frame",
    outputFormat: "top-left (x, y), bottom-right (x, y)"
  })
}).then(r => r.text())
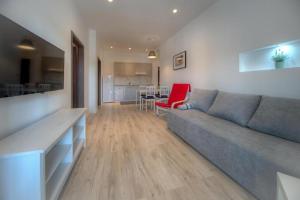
top-left (71, 31), bottom-right (84, 108)
top-left (158, 66), bottom-right (160, 87)
top-left (98, 58), bottom-right (102, 106)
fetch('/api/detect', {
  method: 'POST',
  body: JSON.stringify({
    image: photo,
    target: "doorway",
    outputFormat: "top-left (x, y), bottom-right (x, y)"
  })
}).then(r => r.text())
top-left (158, 66), bottom-right (160, 87)
top-left (98, 58), bottom-right (102, 106)
top-left (20, 59), bottom-right (30, 84)
top-left (71, 32), bottom-right (84, 108)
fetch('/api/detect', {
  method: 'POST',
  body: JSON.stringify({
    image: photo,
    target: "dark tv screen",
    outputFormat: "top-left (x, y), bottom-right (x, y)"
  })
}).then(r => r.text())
top-left (0, 15), bottom-right (64, 98)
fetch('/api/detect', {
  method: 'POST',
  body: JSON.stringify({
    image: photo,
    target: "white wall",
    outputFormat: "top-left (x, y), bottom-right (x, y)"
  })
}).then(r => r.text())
top-left (160, 0), bottom-right (300, 98)
top-left (88, 29), bottom-right (98, 113)
top-left (102, 50), bottom-right (159, 102)
top-left (0, 0), bottom-right (89, 139)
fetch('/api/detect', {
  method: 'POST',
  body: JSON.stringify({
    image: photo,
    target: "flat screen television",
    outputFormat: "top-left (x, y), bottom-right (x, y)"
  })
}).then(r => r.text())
top-left (0, 15), bottom-right (64, 98)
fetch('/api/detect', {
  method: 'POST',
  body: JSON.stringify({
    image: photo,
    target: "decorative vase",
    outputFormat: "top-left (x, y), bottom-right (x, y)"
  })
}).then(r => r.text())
top-left (275, 60), bottom-right (285, 69)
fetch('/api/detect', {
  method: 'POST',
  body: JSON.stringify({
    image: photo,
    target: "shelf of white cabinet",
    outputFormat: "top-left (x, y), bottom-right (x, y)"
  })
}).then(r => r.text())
top-left (73, 126), bottom-right (84, 142)
top-left (46, 163), bottom-right (72, 200)
top-left (73, 138), bottom-right (84, 159)
top-left (45, 144), bottom-right (72, 182)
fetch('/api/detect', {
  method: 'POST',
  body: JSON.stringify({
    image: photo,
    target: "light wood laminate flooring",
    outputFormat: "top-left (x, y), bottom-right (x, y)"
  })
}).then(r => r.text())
top-left (60, 104), bottom-right (256, 200)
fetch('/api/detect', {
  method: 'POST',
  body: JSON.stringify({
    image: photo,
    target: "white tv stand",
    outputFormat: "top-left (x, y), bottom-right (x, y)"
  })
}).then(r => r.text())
top-left (0, 108), bottom-right (87, 200)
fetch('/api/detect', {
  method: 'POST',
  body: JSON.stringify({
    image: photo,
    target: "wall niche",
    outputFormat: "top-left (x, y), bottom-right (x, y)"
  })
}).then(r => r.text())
top-left (239, 40), bottom-right (300, 72)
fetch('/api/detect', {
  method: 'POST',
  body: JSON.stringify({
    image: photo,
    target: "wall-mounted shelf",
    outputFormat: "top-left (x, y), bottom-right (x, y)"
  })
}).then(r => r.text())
top-left (0, 108), bottom-right (87, 200)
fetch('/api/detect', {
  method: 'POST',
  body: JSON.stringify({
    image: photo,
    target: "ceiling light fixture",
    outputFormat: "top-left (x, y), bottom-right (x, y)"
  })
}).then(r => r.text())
top-left (17, 39), bottom-right (35, 50)
top-left (110, 46), bottom-right (114, 49)
top-left (148, 50), bottom-right (157, 59)
top-left (128, 47), bottom-right (132, 51)
top-left (172, 9), bottom-right (178, 14)
top-left (108, 0), bottom-right (114, 3)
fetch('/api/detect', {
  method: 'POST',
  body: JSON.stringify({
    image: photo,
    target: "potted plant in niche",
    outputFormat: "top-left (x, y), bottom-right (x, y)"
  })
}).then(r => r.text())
top-left (272, 46), bottom-right (289, 69)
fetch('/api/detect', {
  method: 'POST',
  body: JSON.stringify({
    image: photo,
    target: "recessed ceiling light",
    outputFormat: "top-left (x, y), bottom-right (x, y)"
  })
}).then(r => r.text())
top-left (172, 9), bottom-right (178, 14)
top-left (108, 0), bottom-right (114, 2)
top-left (110, 46), bottom-right (114, 49)
top-left (128, 47), bottom-right (132, 51)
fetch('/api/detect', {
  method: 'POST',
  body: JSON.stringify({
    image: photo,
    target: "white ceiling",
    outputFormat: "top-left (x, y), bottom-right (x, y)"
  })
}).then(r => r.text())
top-left (74, 0), bottom-right (217, 52)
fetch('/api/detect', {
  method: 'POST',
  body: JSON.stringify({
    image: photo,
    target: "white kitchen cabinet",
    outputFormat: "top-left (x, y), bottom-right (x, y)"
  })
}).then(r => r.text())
top-left (124, 86), bottom-right (138, 101)
top-left (114, 86), bottom-right (125, 102)
top-left (114, 86), bottom-right (139, 102)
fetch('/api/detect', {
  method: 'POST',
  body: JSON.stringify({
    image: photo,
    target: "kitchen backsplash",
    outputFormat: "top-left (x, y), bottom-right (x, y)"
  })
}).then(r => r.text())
top-left (114, 76), bottom-right (152, 86)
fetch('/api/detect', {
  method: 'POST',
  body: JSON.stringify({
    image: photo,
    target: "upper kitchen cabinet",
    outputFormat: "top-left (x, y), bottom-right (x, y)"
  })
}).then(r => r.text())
top-left (135, 63), bottom-right (152, 76)
top-left (114, 62), bottom-right (152, 77)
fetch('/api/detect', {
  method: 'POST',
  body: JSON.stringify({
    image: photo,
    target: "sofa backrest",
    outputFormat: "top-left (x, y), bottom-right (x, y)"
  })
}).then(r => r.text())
top-left (188, 89), bottom-right (218, 112)
top-left (207, 91), bottom-right (261, 127)
top-left (248, 96), bottom-right (300, 143)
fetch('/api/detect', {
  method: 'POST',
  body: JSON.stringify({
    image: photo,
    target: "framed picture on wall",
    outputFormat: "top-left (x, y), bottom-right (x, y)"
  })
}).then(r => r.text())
top-left (173, 51), bottom-right (186, 70)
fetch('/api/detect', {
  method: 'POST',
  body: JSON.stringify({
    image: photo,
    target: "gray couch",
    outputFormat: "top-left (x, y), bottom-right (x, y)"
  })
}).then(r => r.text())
top-left (167, 89), bottom-right (300, 200)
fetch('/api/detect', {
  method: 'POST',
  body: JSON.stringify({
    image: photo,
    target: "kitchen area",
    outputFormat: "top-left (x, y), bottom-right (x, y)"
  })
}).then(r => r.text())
top-left (113, 62), bottom-right (154, 103)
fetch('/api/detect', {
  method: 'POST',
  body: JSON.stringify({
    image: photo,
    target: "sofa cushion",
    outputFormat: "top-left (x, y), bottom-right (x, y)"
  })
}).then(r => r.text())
top-left (168, 109), bottom-right (300, 167)
top-left (188, 89), bottom-right (218, 112)
top-left (168, 109), bottom-right (282, 155)
top-left (208, 91), bottom-right (261, 126)
top-left (248, 96), bottom-right (300, 143)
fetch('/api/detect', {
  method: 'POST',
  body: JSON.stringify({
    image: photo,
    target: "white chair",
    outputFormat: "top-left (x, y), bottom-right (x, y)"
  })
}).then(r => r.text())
top-left (136, 85), bottom-right (147, 109)
top-left (155, 86), bottom-right (170, 102)
top-left (141, 86), bottom-right (156, 112)
top-left (155, 86), bottom-right (170, 112)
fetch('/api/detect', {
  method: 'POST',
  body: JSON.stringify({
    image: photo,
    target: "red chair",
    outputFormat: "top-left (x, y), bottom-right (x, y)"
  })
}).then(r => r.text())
top-left (155, 83), bottom-right (191, 115)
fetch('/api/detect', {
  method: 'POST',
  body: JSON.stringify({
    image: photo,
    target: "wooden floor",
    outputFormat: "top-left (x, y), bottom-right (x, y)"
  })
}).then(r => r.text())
top-left (60, 104), bottom-right (256, 200)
